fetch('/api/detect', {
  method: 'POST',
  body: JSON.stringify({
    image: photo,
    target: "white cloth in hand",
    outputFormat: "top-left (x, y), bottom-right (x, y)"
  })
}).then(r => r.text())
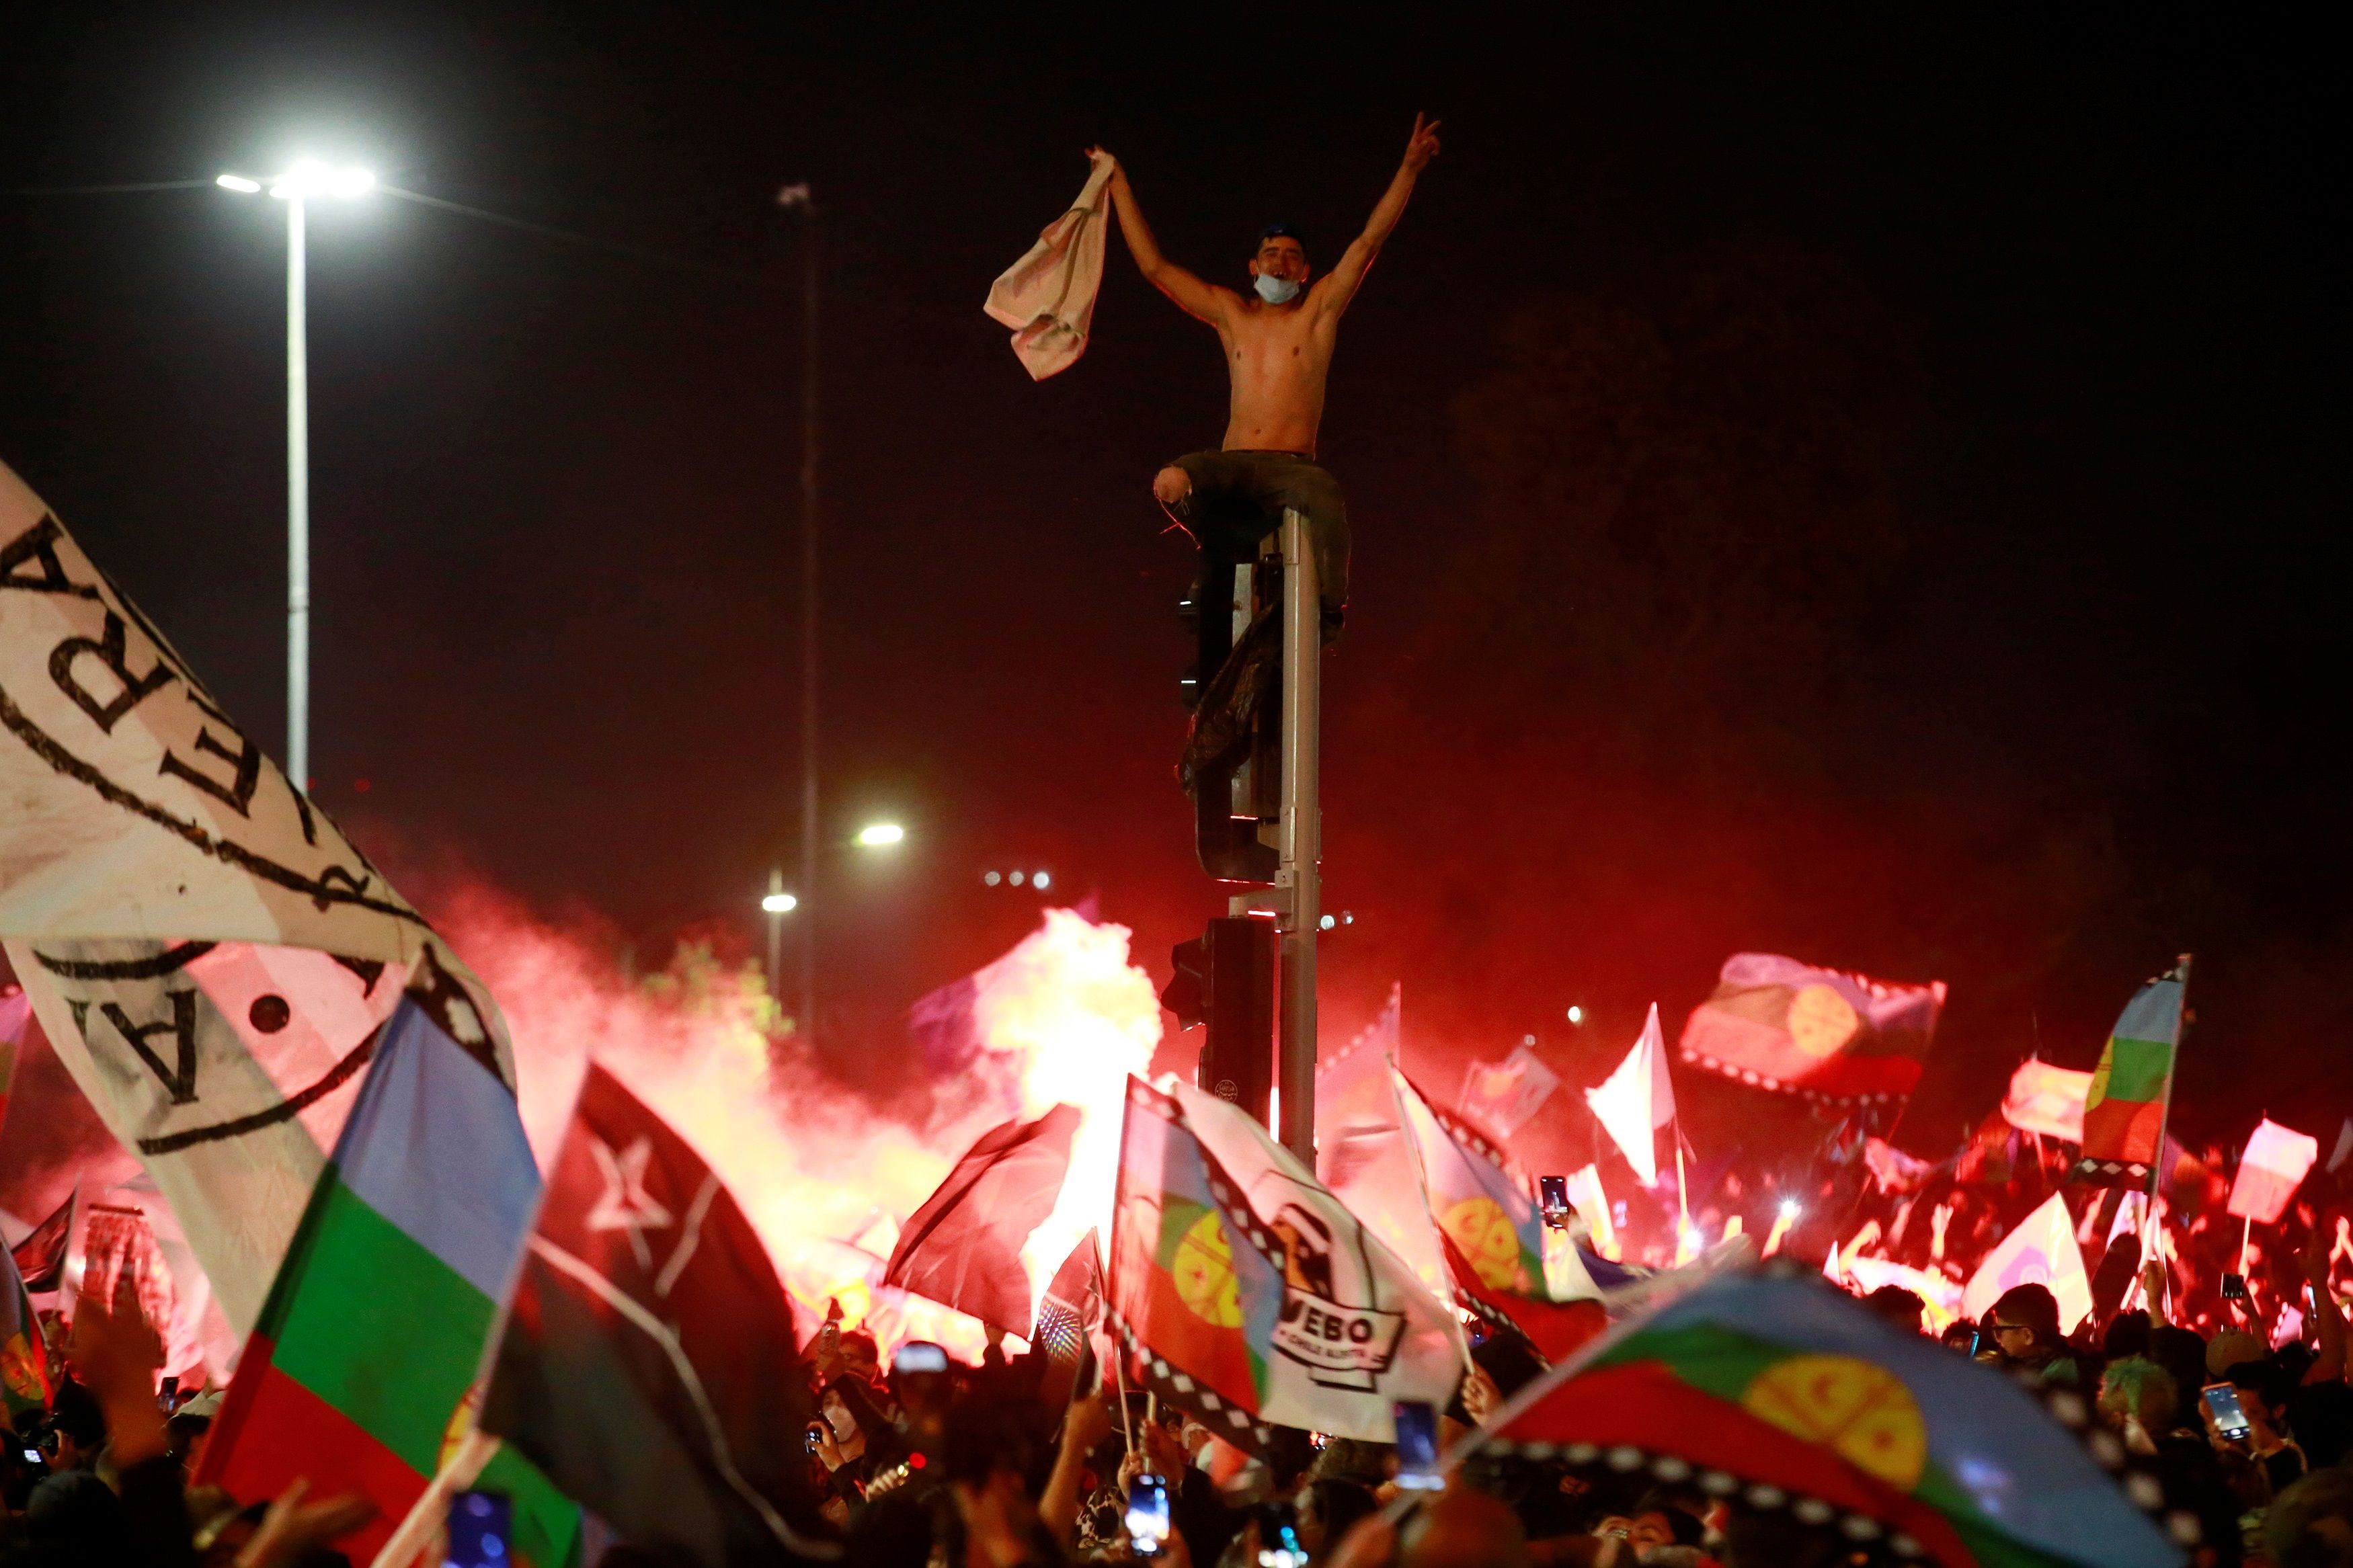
top-left (984, 152), bottom-right (1115, 380)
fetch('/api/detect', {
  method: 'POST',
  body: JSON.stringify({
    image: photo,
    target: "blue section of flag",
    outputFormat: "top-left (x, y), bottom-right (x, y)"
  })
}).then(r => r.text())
top-left (333, 999), bottom-right (542, 1301)
top-left (1577, 1249), bottom-right (1649, 1291)
top-left (2112, 977), bottom-right (2183, 1047)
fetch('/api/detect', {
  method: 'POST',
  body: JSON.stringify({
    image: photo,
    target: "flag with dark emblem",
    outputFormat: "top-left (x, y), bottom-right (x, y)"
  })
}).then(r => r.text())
top-left (1679, 953), bottom-right (1946, 1108)
top-left (480, 1064), bottom-right (835, 1565)
top-left (7, 1185), bottom-right (75, 1294)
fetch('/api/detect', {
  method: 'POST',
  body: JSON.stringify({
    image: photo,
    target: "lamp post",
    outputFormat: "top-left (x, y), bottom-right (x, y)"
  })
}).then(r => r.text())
top-left (775, 181), bottom-right (820, 1039)
top-left (216, 161), bottom-right (376, 788)
top-left (760, 870), bottom-right (799, 1004)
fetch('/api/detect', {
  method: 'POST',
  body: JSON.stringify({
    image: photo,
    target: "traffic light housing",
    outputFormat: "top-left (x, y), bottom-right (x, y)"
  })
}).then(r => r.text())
top-left (1159, 916), bottom-right (1275, 1126)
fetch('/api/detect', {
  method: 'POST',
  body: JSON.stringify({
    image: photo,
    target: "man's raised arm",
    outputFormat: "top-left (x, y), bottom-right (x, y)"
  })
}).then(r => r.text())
top-left (1319, 114), bottom-right (1443, 315)
top-left (1090, 149), bottom-right (1227, 327)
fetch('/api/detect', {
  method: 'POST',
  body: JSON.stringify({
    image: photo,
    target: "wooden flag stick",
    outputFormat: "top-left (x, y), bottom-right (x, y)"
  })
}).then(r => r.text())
top-left (2241, 1213), bottom-right (2255, 1279)
top-left (1110, 1333), bottom-right (1135, 1457)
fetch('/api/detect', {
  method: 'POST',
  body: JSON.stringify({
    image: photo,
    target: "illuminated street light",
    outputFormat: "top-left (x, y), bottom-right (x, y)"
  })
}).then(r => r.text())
top-left (983, 870), bottom-right (1002, 886)
top-left (1778, 1198), bottom-right (1803, 1223)
top-left (1565, 1005), bottom-right (1586, 1026)
top-left (856, 821), bottom-right (906, 848)
top-left (216, 159), bottom-right (378, 788)
top-left (760, 891), bottom-right (799, 915)
top-left (761, 868), bottom-right (796, 1001)
top-left (1032, 870), bottom-right (1051, 891)
top-left (1008, 870), bottom-right (1025, 886)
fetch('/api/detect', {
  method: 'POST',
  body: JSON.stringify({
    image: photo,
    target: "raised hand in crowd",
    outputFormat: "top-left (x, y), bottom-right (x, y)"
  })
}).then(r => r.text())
top-left (233, 1476), bottom-right (378, 1568)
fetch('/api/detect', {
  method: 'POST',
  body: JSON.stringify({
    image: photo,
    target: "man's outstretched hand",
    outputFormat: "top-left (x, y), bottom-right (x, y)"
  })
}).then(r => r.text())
top-left (1403, 113), bottom-right (1443, 173)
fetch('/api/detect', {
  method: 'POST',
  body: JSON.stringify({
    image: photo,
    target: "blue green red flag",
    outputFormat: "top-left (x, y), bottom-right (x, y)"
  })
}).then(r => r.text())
top-left (2073, 962), bottom-right (2188, 1188)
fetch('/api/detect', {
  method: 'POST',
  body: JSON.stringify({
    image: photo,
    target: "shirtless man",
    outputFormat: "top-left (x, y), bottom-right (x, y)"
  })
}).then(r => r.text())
top-left (1090, 114), bottom-right (1442, 622)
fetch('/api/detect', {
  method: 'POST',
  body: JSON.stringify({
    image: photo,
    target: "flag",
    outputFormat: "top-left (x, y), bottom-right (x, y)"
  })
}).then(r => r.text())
top-left (1459, 1044), bottom-right (1561, 1140)
top-left (1, 464), bottom-right (512, 1338)
top-left (0, 1220), bottom-right (49, 1420)
top-left (1861, 1137), bottom-right (1934, 1196)
top-left (481, 1063), bottom-right (833, 1563)
top-left (1440, 1231), bottom-right (1605, 1365)
top-left (883, 1102), bottom-right (1079, 1338)
top-left (1585, 1005), bottom-right (1675, 1186)
top-left (1108, 1076), bottom-right (1462, 1450)
top-left (2229, 1118), bottom-right (2320, 1225)
top-left (9, 1186), bottom-right (73, 1294)
top-left (1394, 1069), bottom-right (1596, 1306)
top-left (2073, 962), bottom-right (2187, 1187)
top-left (1678, 953), bottom-right (1946, 1106)
top-left (197, 999), bottom-right (576, 1568)
top-left (1475, 1269), bottom-right (2186, 1568)
top-left (1561, 1165), bottom-right (1616, 1260)
top-left (1033, 1231), bottom-right (1103, 1412)
top-left (1961, 1193), bottom-right (2093, 1333)
top-left (1313, 987), bottom-right (1447, 1295)
top-left (2003, 1058), bottom-right (2093, 1143)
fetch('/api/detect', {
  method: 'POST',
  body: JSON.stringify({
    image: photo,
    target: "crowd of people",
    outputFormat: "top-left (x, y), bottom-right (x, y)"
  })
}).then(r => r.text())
top-left (15, 1214), bottom-right (2353, 1565)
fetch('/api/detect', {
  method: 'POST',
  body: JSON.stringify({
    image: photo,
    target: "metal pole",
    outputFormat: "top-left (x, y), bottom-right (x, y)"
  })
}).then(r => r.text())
top-left (791, 191), bottom-right (821, 1044)
top-left (285, 196), bottom-right (310, 788)
top-left (765, 867), bottom-right (787, 1002)
top-left (1276, 507), bottom-right (1320, 1163)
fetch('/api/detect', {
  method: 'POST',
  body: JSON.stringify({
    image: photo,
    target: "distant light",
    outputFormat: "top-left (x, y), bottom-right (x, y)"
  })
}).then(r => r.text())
top-left (1779, 1199), bottom-right (1802, 1223)
top-left (983, 870), bottom-right (1002, 886)
top-left (1032, 870), bottom-right (1051, 891)
top-left (1565, 1005), bottom-right (1586, 1026)
top-left (855, 822), bottom-right (906, 848)
top-left (267, 161), bottom-right (375, 201)
top-left (760, 892), bottom-right (799, 915)
top-left (216, 173), bottom-right (263, 194)
top-left (1318, 913), bottom-right (1337, 930)
top-left (1522, 1033), bottom-right (1536, 1046)
top-left (1008, 870), bottom-right (1025, 886)
top-left (1341, 911), bottom-right (1355, 925)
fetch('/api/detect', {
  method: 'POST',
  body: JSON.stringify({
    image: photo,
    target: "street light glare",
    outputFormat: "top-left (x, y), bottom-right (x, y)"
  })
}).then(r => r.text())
top-left (264, 161), bottom-right (377, 200)
top-left (1032, 870), bottom-right (1051, 891)
top-left (1566, 1005), bottom-right (1586, 1025)
top-left (216, 174), bottom-right (264, 194)
top-left (856, 822), bottom-right (906, 847)
top-left (760, 891), bottom-right (799, 915)
top-left (1778, 1199), bottom-right (1803, 1222)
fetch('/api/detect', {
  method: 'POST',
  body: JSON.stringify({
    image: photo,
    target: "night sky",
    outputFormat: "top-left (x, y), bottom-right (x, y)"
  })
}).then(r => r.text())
top-left (2, 6), bottom-right (2340, 1156)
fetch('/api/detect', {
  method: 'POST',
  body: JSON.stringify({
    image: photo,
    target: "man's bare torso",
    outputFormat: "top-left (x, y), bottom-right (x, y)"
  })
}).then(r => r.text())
top-left (1214, 288), bottom-right (1338, 456)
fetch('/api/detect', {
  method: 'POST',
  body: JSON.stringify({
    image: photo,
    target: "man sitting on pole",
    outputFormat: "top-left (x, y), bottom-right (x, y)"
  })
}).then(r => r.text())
top-left (1088, 114), bottom-right (1443, 636)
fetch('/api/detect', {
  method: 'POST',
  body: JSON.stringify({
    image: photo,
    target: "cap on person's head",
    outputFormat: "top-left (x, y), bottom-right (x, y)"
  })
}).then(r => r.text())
top-left (1991, 1283), bottom-right (2062, 1342)
top-left (1259, 222), bottom-right (1306, 248)
top-left (2206, 1330), bottom-right (2267, 1380)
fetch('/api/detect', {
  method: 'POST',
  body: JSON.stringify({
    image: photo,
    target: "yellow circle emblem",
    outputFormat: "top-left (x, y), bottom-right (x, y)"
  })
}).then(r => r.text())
top-left (1787, 984), bottom-right (1861, 1060)
top-left (1441, 1196), bottom-right (1526, 1292)
top-left (1741, 1354), bottom-right (1927, 1489)
top-left (1171, 1210), bottom-right (1243, 1327)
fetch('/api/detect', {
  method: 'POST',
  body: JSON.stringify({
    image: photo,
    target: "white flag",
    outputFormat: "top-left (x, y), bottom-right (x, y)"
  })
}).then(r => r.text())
top-left (1962, 1192), bottom-right (2093, 1332)
top-left (2002, 1058), bottom-right (2091, 1143)
top-left (2229, 1118), bottom-right (2320, 1225)
top-left (0, 462), bottom-right (508, 1333)
top-left (1314, 987), bottom-right (1446, 1295)
top-left (1458, 1044), bottom-right (1561, 1139)
top-left (1583, 1003), bottom-right (1675, 1186)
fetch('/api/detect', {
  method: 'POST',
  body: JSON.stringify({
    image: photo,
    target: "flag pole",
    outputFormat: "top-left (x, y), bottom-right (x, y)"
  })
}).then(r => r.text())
top-left (2139, 954), bottom-right (2194, 1307)
top-left (1110, 1332), bottom-right (1135, 1458)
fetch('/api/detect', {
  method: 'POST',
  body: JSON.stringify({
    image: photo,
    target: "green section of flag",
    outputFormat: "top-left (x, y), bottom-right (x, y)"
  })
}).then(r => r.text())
top-left (1591, 1321), bottom-right (1785, 1402)
top-left (2100, 1036), bottom-right (2173, 1104)
top-left (477, 1441), bottom-right (585, 1568)
top-left (268, 1179), bottom-right (494, 1475)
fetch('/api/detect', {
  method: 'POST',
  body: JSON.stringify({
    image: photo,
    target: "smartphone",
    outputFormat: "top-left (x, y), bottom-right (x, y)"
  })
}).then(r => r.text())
top-left (157, 1375), bottom-right (179, 1411)
top-left (895, 1339), bottom-right (949, 1375)
top-left (2202, 1383), bottom-right (2253, 1441)
top-left (1257, 1501), bottom-right (1309, 1568)
top-left (1125, 1473), bottom-right (1170, 1557)
top-left (1539, 1175), bottom-right (1570, 1229)
top-left (806, 1421), bottom-right (827, 1454)
top-left (446, 1490), bottom-right (514, 1568)
top-left (2221, 1273), bottom-right (2250, 1302)
top-left (1392, 1399), bottom-right (1444, 1491)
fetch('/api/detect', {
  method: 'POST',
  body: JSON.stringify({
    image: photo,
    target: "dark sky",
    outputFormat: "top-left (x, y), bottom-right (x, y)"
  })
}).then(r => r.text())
top-left (2, 5), bottom-right (2341, 1155)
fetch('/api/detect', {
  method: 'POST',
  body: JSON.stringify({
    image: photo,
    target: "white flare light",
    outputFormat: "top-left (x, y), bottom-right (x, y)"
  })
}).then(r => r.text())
top-left (216, 173), bottom-right (264, 194)
top-left (760, 892), bottom-right (798, 915)
top-left (264, 161), bottom-right (375, 201)
top-left (856, 822), bottom-right (906, 848)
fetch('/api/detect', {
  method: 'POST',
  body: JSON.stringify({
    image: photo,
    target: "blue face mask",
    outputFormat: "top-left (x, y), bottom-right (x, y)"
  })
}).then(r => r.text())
top-left (1254, 272), bottom-right (1301, 304)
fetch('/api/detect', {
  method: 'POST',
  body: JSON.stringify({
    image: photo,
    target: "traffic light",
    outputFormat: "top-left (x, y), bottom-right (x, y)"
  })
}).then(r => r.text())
top-left (1181, 550), bottom-right (1280, 884)
top-left (1159, 917), bottom-right (1275, 1126)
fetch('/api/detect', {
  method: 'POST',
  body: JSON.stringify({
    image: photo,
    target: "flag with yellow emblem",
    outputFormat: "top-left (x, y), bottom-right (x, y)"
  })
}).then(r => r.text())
top-left (1391, 1071), bottom-right (1605, 1361)
top-left (1679, 953), bottom-right (1946, 1108)
top-left (1107, 1077), bottom-right (1462, 1450)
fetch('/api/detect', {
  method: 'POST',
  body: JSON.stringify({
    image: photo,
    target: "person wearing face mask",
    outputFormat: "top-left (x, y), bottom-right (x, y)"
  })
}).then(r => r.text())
top-left (1088, 114), bottom-right (1443, 645)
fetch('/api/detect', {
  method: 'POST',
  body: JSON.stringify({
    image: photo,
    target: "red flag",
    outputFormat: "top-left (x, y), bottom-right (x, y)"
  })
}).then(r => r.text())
top-left (883, 1102), bottom-right (1080, 1339)
top-left (8, 1188), bottom-right (74, 1294)
top-left (1439, 1232), bottom-right (1605, 1365)
top-left (1033, 1231), bottom-right (1102, 1411)
top-left (1679, 953), bottom-right (1945, 1106)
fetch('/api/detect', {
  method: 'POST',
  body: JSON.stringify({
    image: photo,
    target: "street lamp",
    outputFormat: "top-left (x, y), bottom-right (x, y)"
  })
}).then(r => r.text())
top-left (761, 869), bottom-right (799, 1003)
top-left (855, 821), bottom-right (906, 848)
top-left (216, 160), bottom-right (376, 788)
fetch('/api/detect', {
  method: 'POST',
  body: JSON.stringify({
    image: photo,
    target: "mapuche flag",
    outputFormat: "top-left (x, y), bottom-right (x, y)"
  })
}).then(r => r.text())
top-left (198, 999), bottom-right (577, 1568)
top-left (1108, 1077), bottom-right (1462, 1451)
top-left (2073, 962), bottom-right (2188, 1188)
top-left (1391, 1070), bottom-right (1605, 1364)
top-left (0, 1223), bottom-right (49, 1421)
top-left (481, 1063), bottom-right (836, 1565)
top-left (882, 1102), bottom-right (1079, 1339)
top-left (1678, 953), bottom-right (1946, 1107)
